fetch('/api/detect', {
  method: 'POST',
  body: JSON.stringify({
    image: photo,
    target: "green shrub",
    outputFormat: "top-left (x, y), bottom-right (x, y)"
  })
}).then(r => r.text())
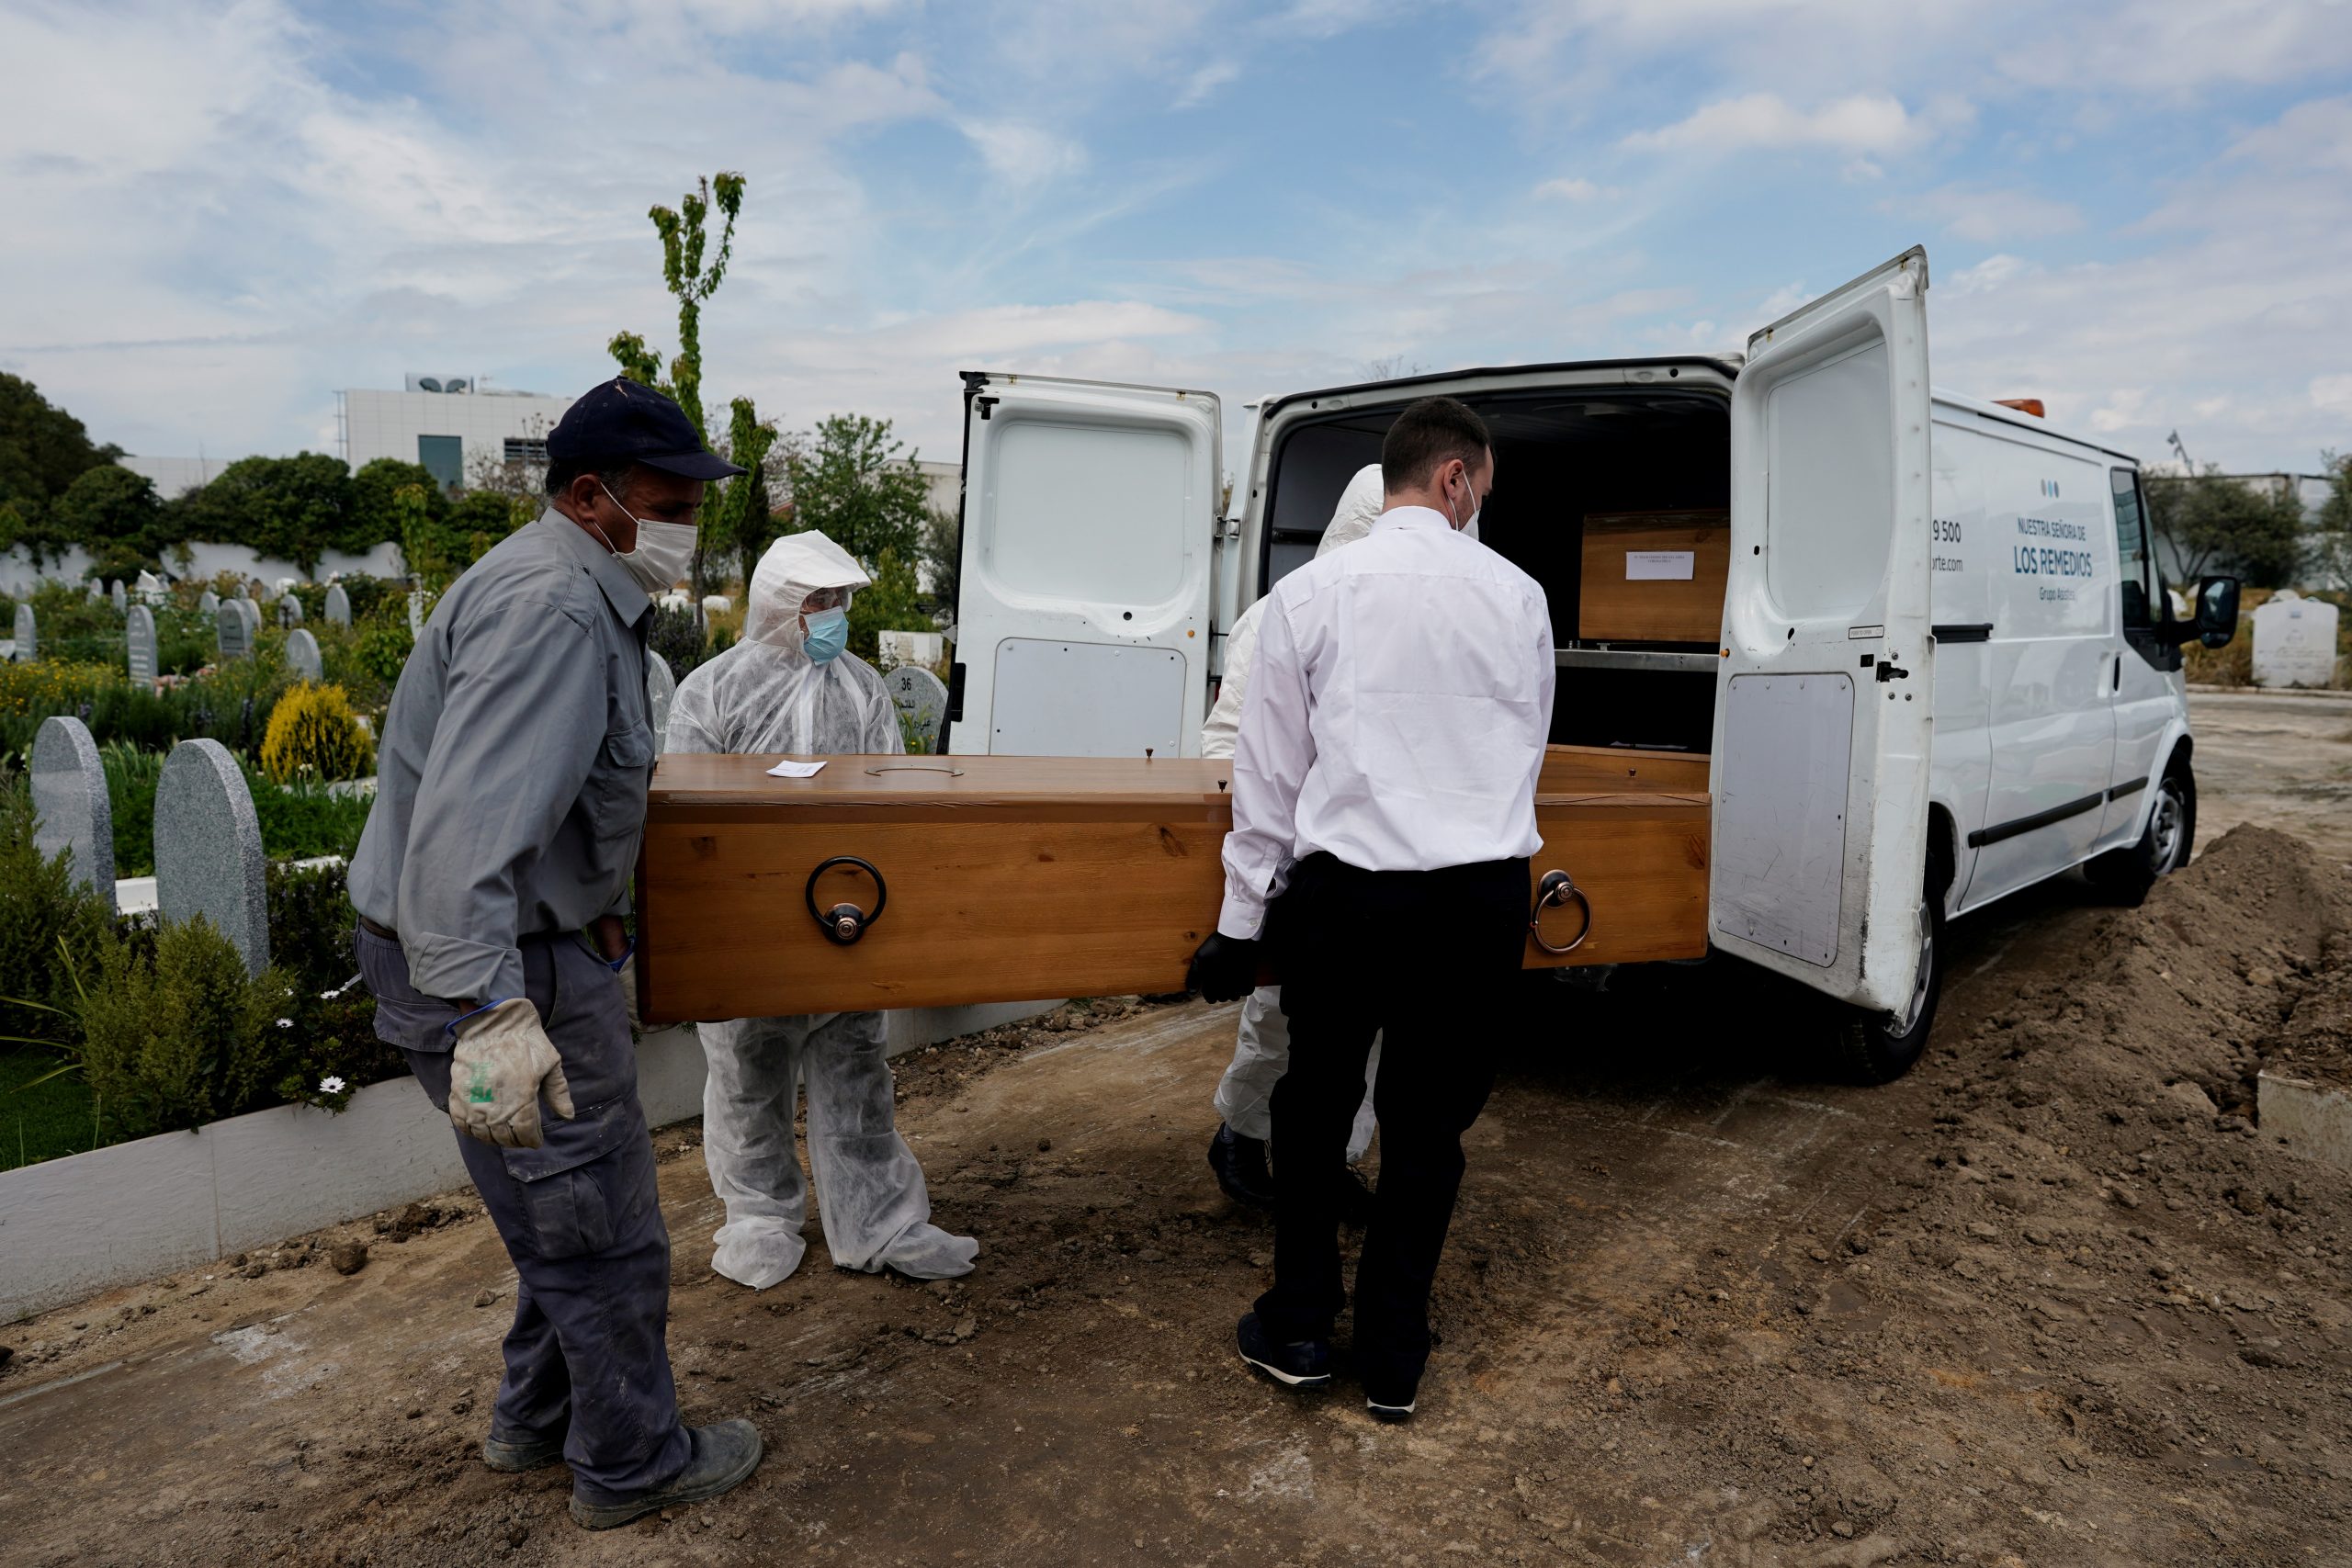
top-left (79, 916), bottom-right (288, 1136)
top-left (0, 778), bottom-right (117, 1048)
top-left (263, 860), bottom-right (404, 1109)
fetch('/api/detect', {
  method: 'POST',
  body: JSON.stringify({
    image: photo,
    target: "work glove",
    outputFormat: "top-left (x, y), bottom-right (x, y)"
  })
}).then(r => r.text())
top-left (1187, 932), bottom-right (1261, 1005)
top-left (607, 942), bottom-right (643, 1032)
top-left (448, 998), bottom-right (574, 1149)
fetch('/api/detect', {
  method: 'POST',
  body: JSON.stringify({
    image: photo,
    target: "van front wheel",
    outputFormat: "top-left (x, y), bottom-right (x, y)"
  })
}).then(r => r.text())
top-left (2085, 766), bottom-right (2193, 906)
top-left (1834, 895), bottom-right (1943, 1085)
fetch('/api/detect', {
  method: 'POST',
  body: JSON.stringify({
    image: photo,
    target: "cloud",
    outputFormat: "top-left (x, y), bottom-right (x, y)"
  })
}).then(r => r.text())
top-left (1910, 185), bottom-right (2085, 243)
top-left (1174, 61), bottom-right (1241, 109)
top-left (1620, 93), bottom-right (1942, 156)
top-left (1996, 0), bottom-right (2352, 93)
top-left (957, 120), bottom-right (1088, 186)
top-left (1532, 176), bottom-right (1612, 201)
top-left (2313, 375), bottom-right (2352, 419)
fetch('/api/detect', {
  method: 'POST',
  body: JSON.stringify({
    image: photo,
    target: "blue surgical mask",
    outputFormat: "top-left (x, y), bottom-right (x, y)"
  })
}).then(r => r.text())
top-left (803, 607), bottom-right (849, 664)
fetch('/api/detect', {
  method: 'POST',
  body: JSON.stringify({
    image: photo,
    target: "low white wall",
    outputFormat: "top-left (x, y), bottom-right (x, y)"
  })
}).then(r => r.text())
top-left (1, 541), bottom-right (405, 592)
top-left (0, 998), bottom-right (1058, 1320)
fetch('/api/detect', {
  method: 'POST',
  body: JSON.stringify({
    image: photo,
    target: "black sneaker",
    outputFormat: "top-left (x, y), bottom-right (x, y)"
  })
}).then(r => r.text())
top-left (481, 1428), bottom-right (566, 1472)
top-left (1363, 1371), bottom-right (1420, 1423)
top-left (1208, 1123), bottom-right (1277, 1209)
top-left (569, 1419), bottom-right (764, 1530)
top-left (1237, 1312), bottom-right (1332, 1390)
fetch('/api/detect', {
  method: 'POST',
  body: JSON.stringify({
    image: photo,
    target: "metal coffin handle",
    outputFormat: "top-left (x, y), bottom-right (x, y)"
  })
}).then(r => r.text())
top-left (807, 855), bottom-right (888, 946)
top-left (1530, 868), bottom-right (1592, 955)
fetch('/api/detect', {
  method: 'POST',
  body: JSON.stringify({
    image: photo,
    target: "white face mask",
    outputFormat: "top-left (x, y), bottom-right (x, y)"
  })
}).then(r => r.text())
top-left (1446, 465), bottom-right (1483, 537)
top-left (591, 481), bottom-right (697, 595)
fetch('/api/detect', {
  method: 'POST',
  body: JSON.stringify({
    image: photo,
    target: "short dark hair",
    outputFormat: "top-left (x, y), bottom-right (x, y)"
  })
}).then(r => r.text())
top-left (544, 456), bottom-right (643, 501)
top-left (1381, 397), bottom-right (1491, 493)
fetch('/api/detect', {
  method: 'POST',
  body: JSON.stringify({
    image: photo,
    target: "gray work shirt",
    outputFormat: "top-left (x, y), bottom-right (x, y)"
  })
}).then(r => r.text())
top-left (348, 513), bottom-right (655, 1017)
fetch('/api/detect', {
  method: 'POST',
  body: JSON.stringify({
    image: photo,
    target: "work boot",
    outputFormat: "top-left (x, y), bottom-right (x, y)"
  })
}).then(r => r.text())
top-left (568, 1419), bottom-right (764, 1530)
top-left (1208, 1123), bottom-right (1277, 1209)
top-left (1237, 1312), bottom-right (1332, 1390)
top-left (481, 1427), bottom-right (567, 1472)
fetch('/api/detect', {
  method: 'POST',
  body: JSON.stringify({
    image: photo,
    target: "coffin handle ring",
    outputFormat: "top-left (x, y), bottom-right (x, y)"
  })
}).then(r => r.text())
top-left (1531, 869), bottom-right (1592, 955)
top-left (862, 762), bottom-right (967, 777)
top-left (807, 856), bottom-right (888, 945)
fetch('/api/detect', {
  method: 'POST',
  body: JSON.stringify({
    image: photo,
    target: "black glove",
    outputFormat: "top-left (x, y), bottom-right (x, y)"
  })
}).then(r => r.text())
top-left (1187, 932), bottom-right (1261, 1004)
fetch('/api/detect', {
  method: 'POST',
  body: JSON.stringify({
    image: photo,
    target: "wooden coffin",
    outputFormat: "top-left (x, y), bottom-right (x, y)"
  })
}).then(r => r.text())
top-left (1577, 509), bottom-right (1731, 643)
top-left (636, 747), bottom-right (1711, 1023)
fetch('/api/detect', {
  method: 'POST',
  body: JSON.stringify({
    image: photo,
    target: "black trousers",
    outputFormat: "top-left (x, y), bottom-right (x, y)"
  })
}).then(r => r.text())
top-left (1253, 852), bottom-right (1530, 1386)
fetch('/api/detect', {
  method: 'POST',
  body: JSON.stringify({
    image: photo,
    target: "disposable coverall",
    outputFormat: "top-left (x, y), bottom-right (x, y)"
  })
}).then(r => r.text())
top-left (665, 533), bottom-right (978, 1288)
top-left (1204, 464), bottom-right (1385, 1167)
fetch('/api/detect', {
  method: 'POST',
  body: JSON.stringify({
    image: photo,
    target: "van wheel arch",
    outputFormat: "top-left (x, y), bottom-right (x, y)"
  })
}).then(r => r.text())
top-left (2086, 745), bottom-right (2195, 905)
top-left (1832, 823), bottom-right (1951, 1086)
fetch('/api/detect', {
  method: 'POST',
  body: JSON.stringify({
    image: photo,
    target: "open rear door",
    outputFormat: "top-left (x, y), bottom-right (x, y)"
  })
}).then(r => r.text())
top-left (1710, 247), bottom-right (1936, 1015)
top-left (949, 373), bottom-right (1219, 758)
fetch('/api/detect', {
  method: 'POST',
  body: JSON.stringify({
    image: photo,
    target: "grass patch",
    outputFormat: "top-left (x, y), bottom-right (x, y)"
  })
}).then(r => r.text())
top-left (0, 1045), bottom-right (107, 1172)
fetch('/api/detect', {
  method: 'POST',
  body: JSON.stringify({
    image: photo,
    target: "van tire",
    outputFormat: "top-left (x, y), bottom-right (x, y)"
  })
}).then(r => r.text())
top-left (1834, 894), bottom-right (1943, 1085)
top-left (2084, 765), bottom-right (2193, 906)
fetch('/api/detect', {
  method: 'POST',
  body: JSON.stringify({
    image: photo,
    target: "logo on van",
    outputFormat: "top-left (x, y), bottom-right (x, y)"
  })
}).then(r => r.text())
top-left (2038, 479), bottom-right (2062, 498)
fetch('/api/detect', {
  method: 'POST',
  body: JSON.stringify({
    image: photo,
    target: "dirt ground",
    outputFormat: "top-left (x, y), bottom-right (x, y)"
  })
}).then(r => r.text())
top-left (6, 692), bottom-right (2352, 1567)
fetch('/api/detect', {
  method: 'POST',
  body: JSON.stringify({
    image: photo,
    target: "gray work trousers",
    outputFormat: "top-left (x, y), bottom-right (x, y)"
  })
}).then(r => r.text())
top-left (356, 925), bottom-right (692, 1499)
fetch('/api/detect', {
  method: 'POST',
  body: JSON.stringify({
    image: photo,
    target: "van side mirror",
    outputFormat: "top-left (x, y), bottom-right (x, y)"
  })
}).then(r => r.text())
top-left (2194, 576), bottom-right (2241, 649)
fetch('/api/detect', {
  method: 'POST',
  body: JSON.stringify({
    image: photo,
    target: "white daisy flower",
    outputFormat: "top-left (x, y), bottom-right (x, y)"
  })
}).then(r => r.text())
top-left (276, 1017), bottom-right (294, 1029)
top-left (320, 1076), bottom-right (346, 1095)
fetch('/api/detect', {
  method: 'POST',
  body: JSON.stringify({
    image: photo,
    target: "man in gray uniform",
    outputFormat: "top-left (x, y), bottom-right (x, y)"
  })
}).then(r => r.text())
top-left (349, 378), bottom-right (763, 1530)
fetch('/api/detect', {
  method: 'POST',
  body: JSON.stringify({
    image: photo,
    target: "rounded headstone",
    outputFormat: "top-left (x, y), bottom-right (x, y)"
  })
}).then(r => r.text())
top-left (109, 580), bottom-right (127, 613)
top-left (198, 588), bottom-right (220, 615)
top-left (884, 664), bottom-right (950, 752)
top-left (645, 649), bottom-right (676, 752)
top-left (323, 583), bottom-right (352, 626)
top-left (11, 602), bottom-right (32, 662)
top-left (126, 604), bottom-right (158, 685)
top-left (278, 593), bottom-right (305, 627)
top-left (86, 580), bottom-right (103, 603)
top-left (2251, 591), bottom-right (2341, 690)
top-left (31, 716), bottom-right (115, 913)
top-left (238, 597), bottom-right (262, 636)
top-left (285, 626), bottom-right (322, 683)
top-left (216, 599), bottom-right (251, 661)
top-left (154, 739), bottom-right (270, 976)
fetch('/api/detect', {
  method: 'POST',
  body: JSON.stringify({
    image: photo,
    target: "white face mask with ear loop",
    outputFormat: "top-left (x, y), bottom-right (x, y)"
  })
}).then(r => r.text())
top-left (1447, 464), bottom-right (1483, 539)
top-left (588, 480), bottom-right (698, 595)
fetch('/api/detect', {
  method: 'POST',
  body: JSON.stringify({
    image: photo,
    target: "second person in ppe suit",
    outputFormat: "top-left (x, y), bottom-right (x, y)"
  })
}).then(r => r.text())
top-left (1203, 464), bottom-right (1386, 1211)
top-left (664, 532), bottom-right (979, 1289)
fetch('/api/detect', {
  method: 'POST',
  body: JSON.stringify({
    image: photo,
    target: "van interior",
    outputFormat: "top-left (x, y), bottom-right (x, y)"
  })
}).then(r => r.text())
top-left (1257, 384), bottom-right (1731, 755)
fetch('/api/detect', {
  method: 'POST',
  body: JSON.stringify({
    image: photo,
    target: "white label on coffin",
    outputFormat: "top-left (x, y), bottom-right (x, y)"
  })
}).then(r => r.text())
top-left (1625, 550), bottom-right (1695, 581)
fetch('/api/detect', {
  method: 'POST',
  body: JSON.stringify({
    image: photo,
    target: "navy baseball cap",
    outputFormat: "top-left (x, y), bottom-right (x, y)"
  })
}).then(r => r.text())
top-left (548, 378), bottom-right (746, 479)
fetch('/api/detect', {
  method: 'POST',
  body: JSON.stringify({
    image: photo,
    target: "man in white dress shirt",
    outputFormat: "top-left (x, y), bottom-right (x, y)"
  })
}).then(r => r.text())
top-left (1189, 397), bottom-right (1554, 1422)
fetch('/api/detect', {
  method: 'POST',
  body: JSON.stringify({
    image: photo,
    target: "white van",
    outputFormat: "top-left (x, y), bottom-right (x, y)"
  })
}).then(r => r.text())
top-left (942, 248), bottom-right (2241, 1079)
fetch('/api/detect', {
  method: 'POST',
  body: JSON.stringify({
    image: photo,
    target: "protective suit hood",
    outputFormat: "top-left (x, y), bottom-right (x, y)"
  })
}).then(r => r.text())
top-left (747, 532), bottom-right (871, 655)
top-left (1317, 464), bottom-right (1385, 558)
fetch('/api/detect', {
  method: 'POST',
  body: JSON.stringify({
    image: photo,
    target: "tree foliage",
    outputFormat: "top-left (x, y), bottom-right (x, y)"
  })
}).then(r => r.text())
top-left (713, 396), bottom-right (781, 590)
top-left (921, 503), bottom-right (960, 620)
top-left (2143, 465), bottom-right (2311, 589)
top-left (0, 374), bottom-right (125, 564)
top-left (846, 547), bottom-right (938, 663)
top-left (2312, 450), bottom-right (2352, 595)
top-left (51, 465), bottom-right (164, 578)
top-left (608, 171), bottom-right (752, 601)
top-left (786, 414), bottom-right (930, 570)
top-left (185, 453), bottom-right (362, 577)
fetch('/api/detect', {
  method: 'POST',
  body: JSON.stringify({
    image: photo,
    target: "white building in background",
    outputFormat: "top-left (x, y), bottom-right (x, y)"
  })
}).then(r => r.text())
top-left (338, 376), bottom-right (575, 491)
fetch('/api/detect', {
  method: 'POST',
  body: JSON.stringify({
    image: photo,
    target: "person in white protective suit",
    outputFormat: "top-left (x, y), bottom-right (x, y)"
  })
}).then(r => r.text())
top-left (664, 532), bottom-right (978, 1288)
top-left (1203, 464), bottom-right (1387, 1211)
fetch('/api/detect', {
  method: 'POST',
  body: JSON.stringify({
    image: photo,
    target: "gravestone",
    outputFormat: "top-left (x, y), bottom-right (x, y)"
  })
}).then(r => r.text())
top-left (285, 626), bottom-right (322, 683)
top-left (2252, 591), bottom-right (2341, 690)
top-left (238, 598), bottom-right (263, 638)
top-left (323, 583), bottom-right (351, 626)
top-left (884, 664), bottom-right (950, 753)
top-left (217, 599), bottom-right (251, 661)
top-left (85, 580), bottom-right (102, 603)
top-left (109, 580), bottom-right (126, 614)
top-left (135, 570), bottom-right (164, 601)
top-left (408, 591), bottom-right (427, 637)
top-left (126, 604), bottom-right (158, 685)
top-left (198, 588), bottom-right (220, 616)
top-left (12, 603), bottom-right (32, 662)
top-left (31, 716), bottom-right (115, 913)
top-left (155, 739), bottom-right (270, 976)
top-left (278, 593), bottom-right (305, 628)
top-left (645, 649), bottom-right (676, 753)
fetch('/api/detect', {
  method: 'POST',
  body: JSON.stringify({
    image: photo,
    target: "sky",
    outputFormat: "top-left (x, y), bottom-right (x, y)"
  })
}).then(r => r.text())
top-left (2, 0), bottom-right (2348, 478)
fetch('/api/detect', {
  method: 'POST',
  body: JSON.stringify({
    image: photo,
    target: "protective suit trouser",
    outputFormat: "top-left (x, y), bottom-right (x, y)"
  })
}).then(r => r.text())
top-left (1251, 853), bottom-right (1527, 1390)
top-left (356, 927), bottom-right (691, 1499)
top-left (1214, 986), bottom-right (1380, 1164)
top-left (700, 1010), bottom-right (977, 1286)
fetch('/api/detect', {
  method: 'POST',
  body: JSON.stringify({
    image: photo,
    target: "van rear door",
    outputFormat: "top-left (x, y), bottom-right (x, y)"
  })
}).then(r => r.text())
top-left (948, 373), bottom-right (1220, 757)
top-left (1711, 247), bottom-right (1937, 1016)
